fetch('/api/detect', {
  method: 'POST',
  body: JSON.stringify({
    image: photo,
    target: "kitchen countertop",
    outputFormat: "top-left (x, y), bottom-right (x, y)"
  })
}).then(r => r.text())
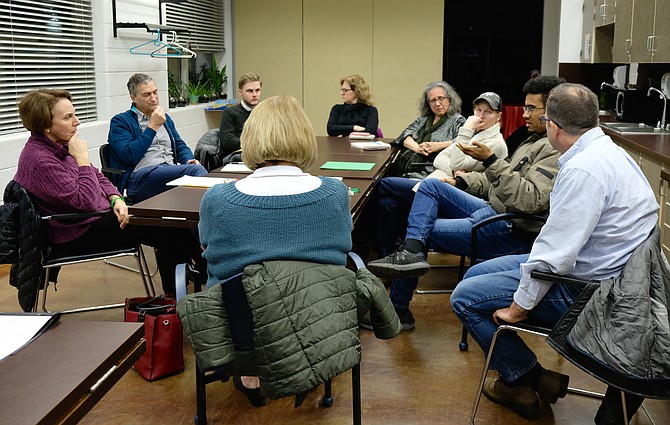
top-left (598, 114), bottom-right (670, 165)
top-left (602, 127), bottom-right (670, 165)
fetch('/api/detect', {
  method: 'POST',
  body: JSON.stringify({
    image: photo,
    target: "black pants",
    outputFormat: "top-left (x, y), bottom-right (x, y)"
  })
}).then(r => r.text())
top-left (595, 386), bottom-right (645, 425)
top-left (51, 211), bottom-right (202, 294)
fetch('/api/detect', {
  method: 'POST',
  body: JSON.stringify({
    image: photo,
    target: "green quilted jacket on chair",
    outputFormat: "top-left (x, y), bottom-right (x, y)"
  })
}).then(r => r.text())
top-left (177, 260), bottom-right (401, 399)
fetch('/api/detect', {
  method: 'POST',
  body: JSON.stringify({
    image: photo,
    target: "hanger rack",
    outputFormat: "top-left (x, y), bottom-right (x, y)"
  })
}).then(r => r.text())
top-left (131, 30), bottom-right (196, 59)
top-left (112, 0), bottom-right (189, 37)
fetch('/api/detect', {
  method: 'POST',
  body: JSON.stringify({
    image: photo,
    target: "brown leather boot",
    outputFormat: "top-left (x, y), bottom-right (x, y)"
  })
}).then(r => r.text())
top-left (537, 369), bottom-right (570, 404)
top-left (483, 377), bottom-right (548, 419)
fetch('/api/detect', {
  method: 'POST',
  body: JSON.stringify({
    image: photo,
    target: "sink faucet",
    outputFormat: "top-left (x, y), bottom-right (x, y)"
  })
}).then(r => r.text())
top-left (647, 86), bottom-right (667, 130)
top-left (601, 82), bottom-right (617, 90)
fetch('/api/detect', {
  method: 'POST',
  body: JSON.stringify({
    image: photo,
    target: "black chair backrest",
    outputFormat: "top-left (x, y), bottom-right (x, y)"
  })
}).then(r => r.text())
top-left (220, 273), bottom-right (254, 350)
top-left (99, 143), bottom-right (114, 181)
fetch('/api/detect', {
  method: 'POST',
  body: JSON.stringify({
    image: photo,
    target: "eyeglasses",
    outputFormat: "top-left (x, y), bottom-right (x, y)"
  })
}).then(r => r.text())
top-left (539, 115), bottom-right (563, 129)
top-left (340, 88), bottom-right (353, 93)
top-left (429, 96), bottom-right (448, 105)
top-left (522, 105), bottom-right (545, 114)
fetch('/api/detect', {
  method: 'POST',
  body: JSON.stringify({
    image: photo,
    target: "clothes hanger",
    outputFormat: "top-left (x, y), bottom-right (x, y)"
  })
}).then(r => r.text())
top-left (129, 30), bottom-right (184, 57)
top-left (154, 31), bottom-right (197, 59)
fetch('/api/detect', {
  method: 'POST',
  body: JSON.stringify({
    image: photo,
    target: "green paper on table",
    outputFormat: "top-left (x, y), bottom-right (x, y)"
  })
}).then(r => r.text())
top-left (320, 161), bottom-right (375, 171)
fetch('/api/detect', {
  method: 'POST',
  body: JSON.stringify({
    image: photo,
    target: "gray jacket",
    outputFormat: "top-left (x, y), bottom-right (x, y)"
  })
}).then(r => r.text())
top-left (549, 226), bottom-right (670, 397)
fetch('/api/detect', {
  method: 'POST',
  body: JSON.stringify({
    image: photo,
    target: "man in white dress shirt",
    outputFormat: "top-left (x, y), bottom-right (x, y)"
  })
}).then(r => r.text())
top-left (451, 83), bottom-right (659, 423)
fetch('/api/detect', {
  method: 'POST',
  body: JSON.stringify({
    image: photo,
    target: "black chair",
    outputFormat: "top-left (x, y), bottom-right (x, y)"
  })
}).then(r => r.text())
top-left (457, 212), bottom-right (547, 350)
top-left (175, 253), bottom-right (364, 425)
top-left (5, 180), bottom-right (154, 314)
top-left (468, 274), bottom-right (601, 424)
top-left (410, 211), bottom-right (547, 350)
top-left (470, 265), bottom-right (669, 425)
top-left (98, 143), bottom-right (159, 277)
top-left (194, 128), bottom-right (223, 171)
top-left (99, 143), bottom-right (126, 191)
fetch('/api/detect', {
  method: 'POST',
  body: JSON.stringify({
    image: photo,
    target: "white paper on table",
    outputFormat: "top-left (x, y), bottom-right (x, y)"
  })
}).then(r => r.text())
top-left (220, 163), bottom-right (253, 173)
top-left (166, 175), bottom-right (237, 187)
top-left (0, 313), bottom-right (60, 360)
top-left (351, 141), bottom-right (390, 150)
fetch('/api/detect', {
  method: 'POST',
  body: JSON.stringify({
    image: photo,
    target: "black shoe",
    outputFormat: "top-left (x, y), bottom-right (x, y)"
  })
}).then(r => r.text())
top-left (397, 309), bottom-right (416, 331)
top-left (232, 376), bottom-right (267, 407)
top-left (359, 309), bottom-right (415, 331)
top-left (359, 311), bottom-right (374, 331)
top-left (367, 249), bottom-right (429, 278)
top-left (537, 369), bottom-right (569, 404)
top-left (483, 378), bottom-right (548, 420)
top-left (294, 387), bottom-right (315, 408)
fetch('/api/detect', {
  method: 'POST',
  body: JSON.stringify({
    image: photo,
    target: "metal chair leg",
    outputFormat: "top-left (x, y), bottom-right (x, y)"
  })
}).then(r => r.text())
top-left (105, 246), bottom-right (159, 276)
top-left (195, 364), bottom-right (207, 425)
top-left (37, 248), bottom-right (155, 314)
top-left (352, 363), bottom-right (362, 425)
top-left (135, 245), bottom-right (156, 297)
top-left (470, 323), bottom-right (606, 424)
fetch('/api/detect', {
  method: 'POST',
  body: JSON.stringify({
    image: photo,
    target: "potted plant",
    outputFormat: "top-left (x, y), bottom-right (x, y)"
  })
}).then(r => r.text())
top-left (200, 57), bottom-right (228, 99)
top-left (185, 80), bottom-right (206, 105)
top-left (168, 71), bottom-right (180, 108)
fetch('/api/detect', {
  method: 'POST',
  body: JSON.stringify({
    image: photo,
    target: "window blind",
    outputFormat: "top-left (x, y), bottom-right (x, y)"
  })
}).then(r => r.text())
top-left (0, 0), bottom-right (96, 136)
top-left (165, 0), bottom-right (224, 53)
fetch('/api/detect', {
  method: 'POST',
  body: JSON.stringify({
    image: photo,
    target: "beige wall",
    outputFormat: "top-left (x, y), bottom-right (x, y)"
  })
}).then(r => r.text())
top-left (234, 0), bottom-right (444, 138)
top-left (234, 0), bottom-right (303, 101)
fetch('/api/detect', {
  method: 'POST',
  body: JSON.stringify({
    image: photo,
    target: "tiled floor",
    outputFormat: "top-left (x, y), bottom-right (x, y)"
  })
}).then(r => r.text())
top-left (0, 255), bottom-right (667, 424)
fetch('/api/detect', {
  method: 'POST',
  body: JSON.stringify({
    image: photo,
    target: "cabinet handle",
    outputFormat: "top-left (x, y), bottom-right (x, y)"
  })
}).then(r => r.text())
top-left (625, 39), bottom-right (632, 54)
top-left (600, 4), bottom-right (606, 18)
top-left (649, 36), bottom-right (656, 53)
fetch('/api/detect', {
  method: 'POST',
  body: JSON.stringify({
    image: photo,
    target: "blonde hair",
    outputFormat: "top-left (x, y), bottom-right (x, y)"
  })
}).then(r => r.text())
top-left (238, 73), bottom-right (261, 90)
top-left (341, 74), bottom-right (373, 105)
top-left (241, 95), bottom-right (317, 170)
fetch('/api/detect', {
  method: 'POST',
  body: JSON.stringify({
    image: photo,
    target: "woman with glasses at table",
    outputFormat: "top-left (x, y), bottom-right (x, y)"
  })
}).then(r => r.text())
top-left (392, 80), bottom-right (466, 179)
top-left (326, 74), bottom-right (379, 137)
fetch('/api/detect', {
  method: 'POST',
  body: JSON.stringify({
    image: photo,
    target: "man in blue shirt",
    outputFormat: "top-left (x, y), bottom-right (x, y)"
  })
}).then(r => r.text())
top-left (451, 84), bottom-right (659, 423)
top-left (108, 73), bottom-right (207, 202)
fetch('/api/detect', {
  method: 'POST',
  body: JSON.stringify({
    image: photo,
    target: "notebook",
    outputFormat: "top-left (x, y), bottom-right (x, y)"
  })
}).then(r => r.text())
top-left (351, 141), bottom-right (390, 150)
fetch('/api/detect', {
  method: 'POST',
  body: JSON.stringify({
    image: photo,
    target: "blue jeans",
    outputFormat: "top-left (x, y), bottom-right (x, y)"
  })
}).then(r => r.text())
top-left (372, 177), bottom-right (418, 257)
top-left (450, 254), bottom-right (581, 382)
top-left (127, 163), bottom-right (208, 202)
top-left (389, 179), bottom-right (533, 309)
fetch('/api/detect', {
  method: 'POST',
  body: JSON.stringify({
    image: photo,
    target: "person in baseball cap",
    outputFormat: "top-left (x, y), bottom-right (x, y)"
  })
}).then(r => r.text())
top-left (473, 92), bottom-right (502, 111)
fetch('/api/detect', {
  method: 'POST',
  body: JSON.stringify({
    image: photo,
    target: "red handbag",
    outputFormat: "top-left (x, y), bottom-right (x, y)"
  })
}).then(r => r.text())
top-left (124, 294), bottom-right (184, 381)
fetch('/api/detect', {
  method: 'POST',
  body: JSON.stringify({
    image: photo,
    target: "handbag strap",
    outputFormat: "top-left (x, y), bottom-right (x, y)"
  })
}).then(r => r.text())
top-left (136, 294), bottom-right (166, 309)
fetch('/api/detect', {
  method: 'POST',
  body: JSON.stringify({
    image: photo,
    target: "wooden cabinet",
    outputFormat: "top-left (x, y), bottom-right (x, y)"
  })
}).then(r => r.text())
top-left (611, 0), bottom-right (670, 63)
top-left (616, 141), bottom-right (662, 200)
top-left (584, 0), bottom-right (616, 63)
top-left (660, 170), bottom-right (670, 259)
top-left (629, 0), bottom-right (657, 62)
top-left (640, 152), bottom-right (663, 201)
top-left (594, 0), bottom-right (616, 26)
top-left (649, 0), bottom-right (670, 62)
top-left (615, 138), bottom-right (665, 257)
top-left (612, 0), bottom-right (633, 63)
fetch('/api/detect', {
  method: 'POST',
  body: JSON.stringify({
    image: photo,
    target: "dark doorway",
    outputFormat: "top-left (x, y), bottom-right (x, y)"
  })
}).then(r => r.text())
top-left (444, 0), bottom-right (544, 108)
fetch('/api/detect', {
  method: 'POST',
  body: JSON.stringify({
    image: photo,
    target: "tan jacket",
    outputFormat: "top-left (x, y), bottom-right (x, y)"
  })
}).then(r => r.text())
top-left (458, 133), bottom-right (560, 234)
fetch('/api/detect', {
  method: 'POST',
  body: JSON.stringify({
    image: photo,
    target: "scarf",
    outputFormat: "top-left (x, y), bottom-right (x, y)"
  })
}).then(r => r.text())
top-left (417, 114), bottom-right (448, 144)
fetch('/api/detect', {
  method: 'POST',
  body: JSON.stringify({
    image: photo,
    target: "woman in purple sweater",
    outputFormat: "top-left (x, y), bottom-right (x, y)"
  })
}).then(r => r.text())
top-left (13, 89), bottom-right (200, 294)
